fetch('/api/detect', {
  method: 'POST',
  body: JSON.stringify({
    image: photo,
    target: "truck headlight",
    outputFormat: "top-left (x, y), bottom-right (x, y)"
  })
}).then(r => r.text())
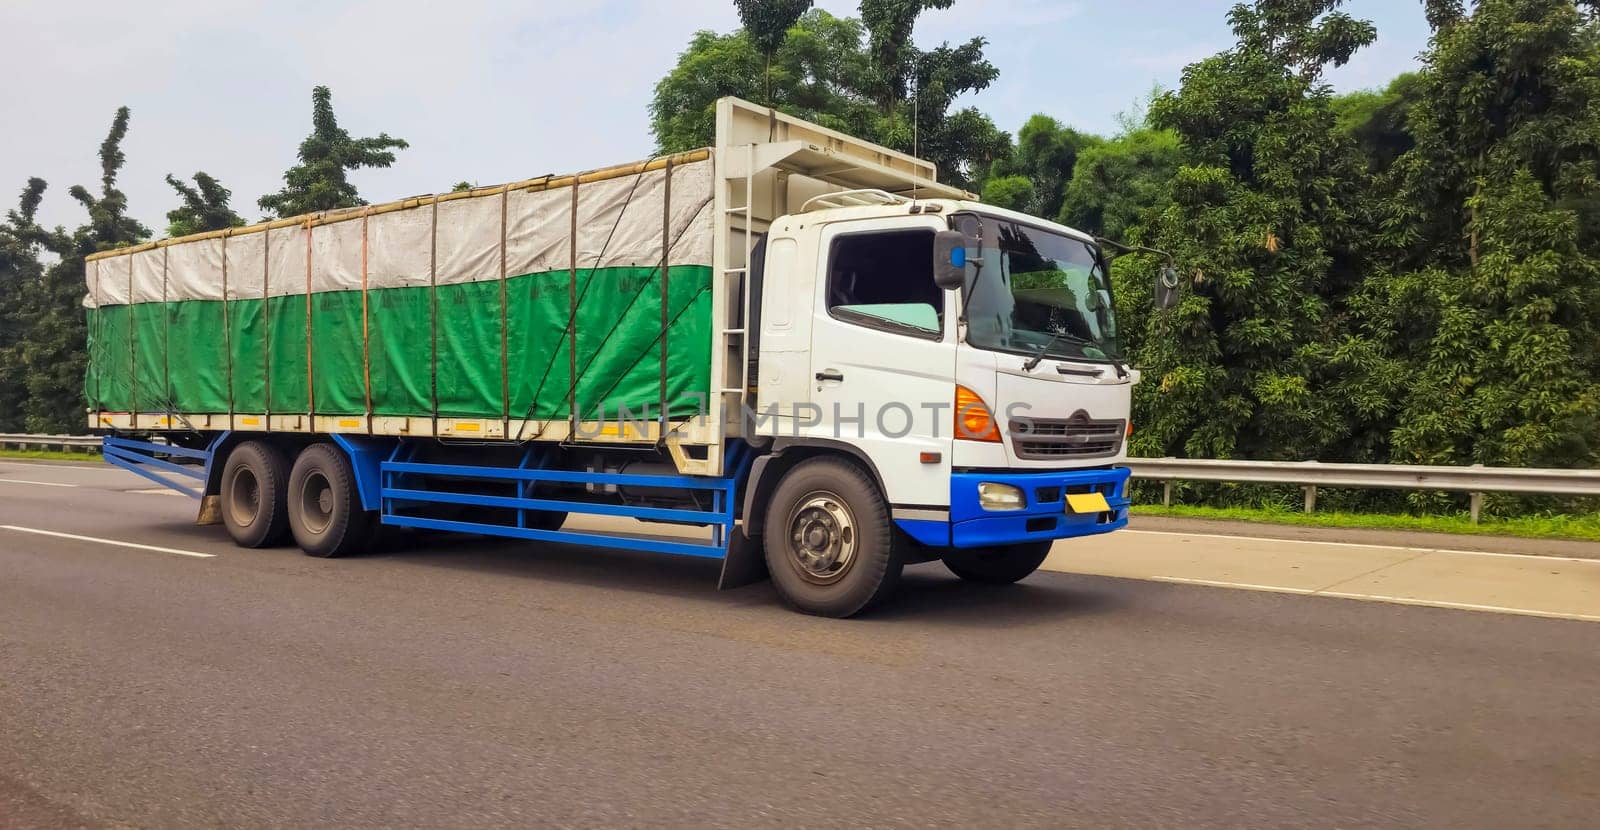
top-left (978, 482), bottom-right (1025, 511)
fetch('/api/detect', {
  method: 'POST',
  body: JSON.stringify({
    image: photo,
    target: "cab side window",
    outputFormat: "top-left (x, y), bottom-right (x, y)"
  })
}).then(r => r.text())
top-left (826, 229), bottom-right (942, 338)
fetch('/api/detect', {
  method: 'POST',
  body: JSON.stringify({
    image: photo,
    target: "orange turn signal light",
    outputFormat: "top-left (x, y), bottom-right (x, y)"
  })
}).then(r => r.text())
top-left (955, 384), bottom-right (1001, 443)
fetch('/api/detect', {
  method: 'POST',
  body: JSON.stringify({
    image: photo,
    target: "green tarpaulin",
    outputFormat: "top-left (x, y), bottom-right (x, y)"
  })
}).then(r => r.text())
top-left (83, 155), bottom-right (716, 425)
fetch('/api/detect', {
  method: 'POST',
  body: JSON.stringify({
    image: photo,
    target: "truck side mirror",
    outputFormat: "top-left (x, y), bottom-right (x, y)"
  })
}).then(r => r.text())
top-left (933, 230), bottom-right (968, 291)
top-left (1155, 265), bottom-right (1181, 310)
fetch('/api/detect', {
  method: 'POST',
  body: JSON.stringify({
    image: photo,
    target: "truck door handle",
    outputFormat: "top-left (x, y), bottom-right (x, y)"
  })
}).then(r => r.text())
top-left (816, 370), bottom-right (844, 382)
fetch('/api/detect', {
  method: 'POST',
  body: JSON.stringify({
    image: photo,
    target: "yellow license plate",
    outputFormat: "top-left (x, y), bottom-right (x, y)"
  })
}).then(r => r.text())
top-left (1065, 492), bottom-right (1111, 514)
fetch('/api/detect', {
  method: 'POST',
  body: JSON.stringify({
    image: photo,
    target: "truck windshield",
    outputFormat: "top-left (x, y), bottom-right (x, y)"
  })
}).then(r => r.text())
top-left (954, 213), bottom-right (1119, 362)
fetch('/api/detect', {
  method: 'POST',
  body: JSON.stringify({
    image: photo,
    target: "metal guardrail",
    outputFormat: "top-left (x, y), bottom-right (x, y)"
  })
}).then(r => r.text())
top-left (0, 433), bottom-right (102, 452)
top-left (1126, 458), bottom-right (1600, 522)
top-left (3, 434), bottom-right (1596, 523)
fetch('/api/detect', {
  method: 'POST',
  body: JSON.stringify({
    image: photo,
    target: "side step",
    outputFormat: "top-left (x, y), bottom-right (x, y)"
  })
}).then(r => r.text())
top-left (378, 443), bottom-right (754, 561)
top-left (101, 435), bottom-right (215, 500)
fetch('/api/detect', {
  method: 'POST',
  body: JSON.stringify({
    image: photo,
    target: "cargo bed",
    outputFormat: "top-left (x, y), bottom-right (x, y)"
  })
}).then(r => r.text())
top-left (86, 97), bottom-right (967, 477)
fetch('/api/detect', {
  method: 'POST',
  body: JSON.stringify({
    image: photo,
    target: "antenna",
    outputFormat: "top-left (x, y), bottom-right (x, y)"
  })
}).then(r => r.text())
top-left (911, 59), bottom-right (921, 205)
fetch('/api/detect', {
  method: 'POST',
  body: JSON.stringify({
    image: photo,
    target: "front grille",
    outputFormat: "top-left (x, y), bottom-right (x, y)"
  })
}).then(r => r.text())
top-left (1008, 413), bottom-right (1125, 460)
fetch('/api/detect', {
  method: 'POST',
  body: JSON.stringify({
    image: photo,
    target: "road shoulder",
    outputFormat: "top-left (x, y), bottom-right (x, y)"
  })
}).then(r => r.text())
top-left (1130, 514), bottom-right (1600, 559)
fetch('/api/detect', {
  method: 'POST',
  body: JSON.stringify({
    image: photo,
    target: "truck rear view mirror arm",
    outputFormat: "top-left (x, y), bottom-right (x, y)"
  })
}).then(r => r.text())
top-left (1095, 235), bottom-right (1181, 311)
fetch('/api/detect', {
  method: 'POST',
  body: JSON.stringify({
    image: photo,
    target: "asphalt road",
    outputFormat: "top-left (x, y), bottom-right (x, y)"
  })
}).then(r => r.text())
top-left (2, 460), bottom-right (1598, 828)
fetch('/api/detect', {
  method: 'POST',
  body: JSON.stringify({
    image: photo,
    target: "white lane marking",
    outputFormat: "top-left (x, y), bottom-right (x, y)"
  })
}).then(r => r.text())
top-left (1318, 591), bottom-right (1600, 623)
top-left (0, 525), bottom-right (215, 559)
top-left (1150, 576), bottom-right (1314, 595)
top-left (1151, 575), bottom-right (1600, 623)
top-left (127, 488), bottom-right (184, 497)
top-left (1123, 529), bottom-right (1598, 564)
top-left (0, 478), bottom-right (78, 488)
top-left (0, 462), bottom-right (107, 471)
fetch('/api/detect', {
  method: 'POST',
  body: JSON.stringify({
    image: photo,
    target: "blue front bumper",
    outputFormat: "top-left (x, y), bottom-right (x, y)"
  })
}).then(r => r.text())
top-left (896, 466), bottom-right (1132, 549)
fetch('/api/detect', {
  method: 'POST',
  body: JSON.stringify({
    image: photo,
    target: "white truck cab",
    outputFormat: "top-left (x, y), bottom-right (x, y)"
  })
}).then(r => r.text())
top-left (686, 98), bottom-right (1142, 614)
top-left (744, 192), bottom-right (1132, 563)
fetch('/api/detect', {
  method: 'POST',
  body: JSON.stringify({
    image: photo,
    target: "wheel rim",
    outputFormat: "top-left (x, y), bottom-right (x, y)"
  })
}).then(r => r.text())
top-left (299, 470), bottom-right (335, 535)
top-left (228, 468), bottom-right (261, 528)
top-left (785, 490), bottom-right (857, 584)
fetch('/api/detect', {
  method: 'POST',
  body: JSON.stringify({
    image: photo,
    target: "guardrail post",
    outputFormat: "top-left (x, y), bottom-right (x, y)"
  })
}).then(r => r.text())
top-left (1163, 480), bottom-right (1173, 507)
top-left (1469, 463), bottom-right (1484, 525)
top-left (1302, 485), bottom-right (1317, 514)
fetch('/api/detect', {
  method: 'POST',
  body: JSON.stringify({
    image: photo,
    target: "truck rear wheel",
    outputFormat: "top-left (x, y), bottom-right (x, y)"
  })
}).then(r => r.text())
top-left (221, 440), bottom-right (293, 548)
top-left (763, 457), bottom-right (901, 617)
top-left (287, 443), bottom-right (375, 558)
top-left (941, 541), bottom-right (1053, 585)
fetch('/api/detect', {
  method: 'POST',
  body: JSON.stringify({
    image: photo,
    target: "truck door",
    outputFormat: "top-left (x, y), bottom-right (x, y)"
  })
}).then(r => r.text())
top-left (803, 218), bottom-right (956, 509)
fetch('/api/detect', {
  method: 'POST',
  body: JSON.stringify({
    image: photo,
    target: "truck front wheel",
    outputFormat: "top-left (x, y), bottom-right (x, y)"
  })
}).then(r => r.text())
top-left (763, 457), bottom-right (901, 617)
top-left (287, 443), bottom-right (375, 558)
top-left (220, 440), bottom-right (293, 548)
top-left (941, 541), bottom-right (1053, 585)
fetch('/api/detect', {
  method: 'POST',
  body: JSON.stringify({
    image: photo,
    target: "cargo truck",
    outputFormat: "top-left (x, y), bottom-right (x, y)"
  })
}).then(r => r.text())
top-left (84, 97), bottom-right (1165, 617)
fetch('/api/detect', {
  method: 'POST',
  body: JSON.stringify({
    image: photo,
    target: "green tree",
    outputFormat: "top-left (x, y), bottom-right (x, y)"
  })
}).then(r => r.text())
top-left (734, 0), bottom-right (813, 102)
top-left (979, 174), bottom-right (1033, 212)
top-left (1130, 0), bottom-right (1378, 462)
top-left (68, 107), bottom-right (150, 250)
top-left (1329, 71), bottom-right (1424, 174)
top-left (0, 179), bottom-right (50, 431)
top-left (651, 2), bottom-right (1006, 187)
top-left (651, 11), bottom-right (878, 153)
top-left (858, 0), bottom-right (952, 110)
top-left (259, 86), bottom-right (409, 218)
top-left (1369, 0), bottom-right (1600, 470)
top-left (1059, 127), bottom-right (1181, 240)
top-left (982, 115), bottom-right (1101, 219)
top-left (886, 23), bottom-right (1008, 186)
top-left (165, 172), bottom-right (244, 237)
top-left (5, 108), bottom-right (149, 432)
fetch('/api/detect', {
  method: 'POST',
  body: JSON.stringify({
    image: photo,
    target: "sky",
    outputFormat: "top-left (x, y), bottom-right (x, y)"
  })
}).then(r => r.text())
top-left (0, 1), bottom-right (1434, 236)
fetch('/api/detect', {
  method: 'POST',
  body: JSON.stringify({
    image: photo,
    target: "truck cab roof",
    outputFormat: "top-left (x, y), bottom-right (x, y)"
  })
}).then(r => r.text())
top-left (788, 192), bottom-right (1098, 248)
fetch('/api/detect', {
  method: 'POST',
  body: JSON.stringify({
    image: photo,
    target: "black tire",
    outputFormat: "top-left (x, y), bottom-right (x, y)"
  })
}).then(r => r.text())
top-left (220, 440), bottom-right (293, 548)
top-left (287, 443), bottom-right (375, 558)
top-left (525, 510), bottom-right (568, 532)
top-left (763, 457), bottom-right (901, 617)
top-left (941, 540), bottom-right (1053, 585)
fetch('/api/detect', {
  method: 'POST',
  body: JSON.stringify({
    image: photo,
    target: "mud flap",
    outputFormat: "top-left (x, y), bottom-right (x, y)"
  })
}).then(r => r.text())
top-left (195, 494), bottom-right (222, 526)
top-left (718, 525), bottom-right (769, 589)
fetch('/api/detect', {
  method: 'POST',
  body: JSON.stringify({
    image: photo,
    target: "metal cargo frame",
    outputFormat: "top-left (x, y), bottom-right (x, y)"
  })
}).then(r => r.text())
top-left (88, 98), bottom-right (970, 480)
top-left (676, 97), bottom-right (970, 476)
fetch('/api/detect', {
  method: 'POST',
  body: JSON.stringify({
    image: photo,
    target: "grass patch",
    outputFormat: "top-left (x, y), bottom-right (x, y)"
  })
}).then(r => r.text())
top-left (0, 448), bottom-right (104, 463)
top-left (1132, 503), bottom-right (1600, 542)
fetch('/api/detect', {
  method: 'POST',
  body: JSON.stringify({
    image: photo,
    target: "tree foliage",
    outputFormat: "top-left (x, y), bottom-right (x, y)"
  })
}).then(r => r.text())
top-left (651, 11), bottom-right (879, 153)
top-left (0, 179), bottom-right (50, 430)
top-left (1060, 127), bottom-right (1181, 240)
top-left (981, 115), bottom-right (1101, 220)
top-left (1366, 0), bottom-right (1600, 470)
top-left (644, 0), bottom-right (1600, 489)
top-left (735, 0), bottom-right (814, 101)
top-left (1, 0), bottom-right (1597, 507)
top-left (2, 108), bottom-right (149, 432)
top-left (165, 172), bottom-right (244, 237)
top-left (259, 86), bottom-right (409, 218)
top-left (1329, 71), bottom-right (1424, 174)
top-left (2, 88), bottom-right (409, 433)
top-left (651, 3), bottom-right (1005, 187)
top-left (68, 107), bottom-right (150, 250)
top-left (1129, 0), bottom-right (1377, 462)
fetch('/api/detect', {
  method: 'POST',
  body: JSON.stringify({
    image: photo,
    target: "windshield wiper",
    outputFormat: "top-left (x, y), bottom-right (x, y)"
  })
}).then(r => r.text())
top-left (1021, 330), bottom-right (1098, 371)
